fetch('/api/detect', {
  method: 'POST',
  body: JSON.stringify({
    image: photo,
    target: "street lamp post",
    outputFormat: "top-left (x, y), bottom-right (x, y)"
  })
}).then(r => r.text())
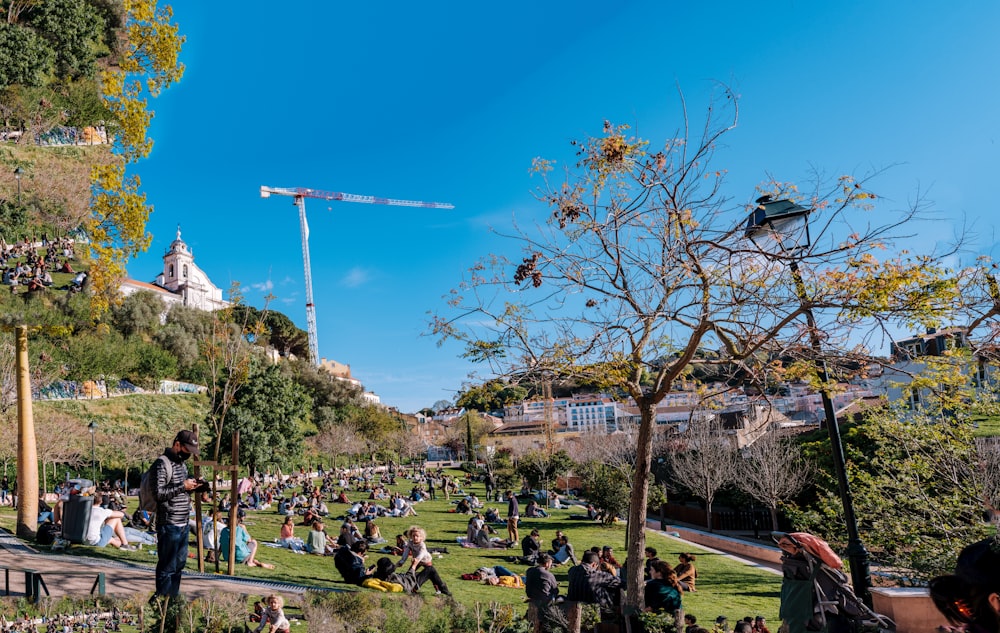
top-left (87, 421), bottom-right (97, 487)
top-left (745, 196), bottom-right (873, 605)
top-left (13, 167), bottom-right (23, 205)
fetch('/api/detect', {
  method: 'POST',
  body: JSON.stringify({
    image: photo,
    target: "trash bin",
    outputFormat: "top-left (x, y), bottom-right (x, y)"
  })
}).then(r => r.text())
top-left (61, 494), bottom-right (93, 544)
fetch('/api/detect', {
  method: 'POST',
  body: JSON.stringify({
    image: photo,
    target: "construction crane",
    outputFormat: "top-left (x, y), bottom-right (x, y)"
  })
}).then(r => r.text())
top-left (260, 185), bottom-right (455, 366)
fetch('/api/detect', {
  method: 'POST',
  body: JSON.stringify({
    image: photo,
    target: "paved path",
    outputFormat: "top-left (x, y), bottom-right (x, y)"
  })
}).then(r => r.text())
top-left (0, 531), bottom-right (313, 600)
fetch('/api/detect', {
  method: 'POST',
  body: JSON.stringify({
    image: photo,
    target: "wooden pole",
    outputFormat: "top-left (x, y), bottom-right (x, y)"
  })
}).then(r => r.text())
top-left (227, 430), bottom-right (239, 576)
top-left (192, 422), bottom-right (204, 573)
top-left (15, 326), bottom-right (38, 539)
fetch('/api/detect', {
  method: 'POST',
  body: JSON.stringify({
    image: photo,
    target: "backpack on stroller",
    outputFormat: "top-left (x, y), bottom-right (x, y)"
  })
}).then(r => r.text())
top-left (774, 532), bottom-right (895, 633)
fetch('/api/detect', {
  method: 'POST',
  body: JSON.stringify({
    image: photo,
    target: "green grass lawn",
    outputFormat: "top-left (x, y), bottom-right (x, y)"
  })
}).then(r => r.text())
top-left (0, 470), bottom-right (782, 626)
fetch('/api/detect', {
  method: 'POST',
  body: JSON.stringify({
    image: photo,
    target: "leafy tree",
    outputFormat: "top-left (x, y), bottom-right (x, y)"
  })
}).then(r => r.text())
top-left (262, 310), bottom-right (309, 360)
top-left (442, 410), bottom-right (494, 462)
top-left (125, 337), bottom-right (177, 388)
top-left (154, 321), bottom-right (200, 377)
top-left (432, 88), bottom-right (954, 605)
top-left (515, 449), bottom-right (573, 492)
top-left (61, 328), bottom-right (133, 385)
top-left (51, 77), bottom-right (112, 128)
top-left (345, 403), bottom-right (405, 461)
top-left (112, 289), bottom-right (164, 337)
top-left (0, 201), bottom-right (29, 241)
top-left (280, 358), bottom-right (363, 430)
top-left (0, 23), bottom-right (53, 87)
top-left (87, 0), bottom-right (184, 313)
top-left (430, 399), bottom-right (452, 413)
top-left (456, 379), bottom-right (528, 413)
top-left (790, 404), bottom-right (990, 579)
top-left (216, 363), bottom-right (309, 475)
top-left (575, 461), bottom-right (630, 525)
top-left (26, 0), bottom-right (103, 79)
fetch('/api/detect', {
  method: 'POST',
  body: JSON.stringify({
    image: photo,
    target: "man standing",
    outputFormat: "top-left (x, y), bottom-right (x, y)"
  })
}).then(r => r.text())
top-left (505, 490), bottom-right (519, 544)
top-left (152, 429), bottom-right (203, 598)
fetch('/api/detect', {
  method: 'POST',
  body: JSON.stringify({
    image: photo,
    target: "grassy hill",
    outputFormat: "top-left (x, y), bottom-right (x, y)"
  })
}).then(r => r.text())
top-left (37, 392), bottom-right (209, 437)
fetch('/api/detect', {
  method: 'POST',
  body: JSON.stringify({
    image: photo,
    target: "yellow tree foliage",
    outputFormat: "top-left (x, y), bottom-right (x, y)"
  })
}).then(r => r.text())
top-left (87, 0), bottom-right (184, 315)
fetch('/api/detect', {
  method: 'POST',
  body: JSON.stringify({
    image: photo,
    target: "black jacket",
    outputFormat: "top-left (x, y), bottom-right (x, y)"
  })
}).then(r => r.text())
top-left (153, 448), bottom-right (191, 527)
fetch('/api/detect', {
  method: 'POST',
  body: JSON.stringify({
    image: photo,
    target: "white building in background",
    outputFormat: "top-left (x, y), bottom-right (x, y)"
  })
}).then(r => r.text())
top-left (120, 226), bottom-right (228, 312)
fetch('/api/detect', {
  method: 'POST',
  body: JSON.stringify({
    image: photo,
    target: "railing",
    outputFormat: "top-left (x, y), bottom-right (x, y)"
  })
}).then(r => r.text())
top-left (660, 503), bottom-right (791, 533)
top-left (1, 565), bottom-right (105, 602)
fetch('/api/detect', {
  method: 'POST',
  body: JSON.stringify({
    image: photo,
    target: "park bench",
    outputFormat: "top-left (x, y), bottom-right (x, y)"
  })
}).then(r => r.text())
top-left (0, 564), bottom-right (105, 603)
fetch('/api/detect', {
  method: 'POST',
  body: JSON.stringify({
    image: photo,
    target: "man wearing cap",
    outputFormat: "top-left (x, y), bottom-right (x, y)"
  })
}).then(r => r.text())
top-left (152, 429), bottom-right (204, 598)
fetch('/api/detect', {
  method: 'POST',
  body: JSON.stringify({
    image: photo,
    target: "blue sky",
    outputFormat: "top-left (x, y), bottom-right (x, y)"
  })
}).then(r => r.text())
top-left (129, 1), bottom-right (1000, 413)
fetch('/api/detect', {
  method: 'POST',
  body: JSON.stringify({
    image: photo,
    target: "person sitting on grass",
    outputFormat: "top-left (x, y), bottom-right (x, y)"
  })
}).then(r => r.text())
top-left (220, 510), bottom-right (275, 569)
top-left (521, 528), bottom-right (542, 564)
top-left (552, 534), bottom-right (579, 565)
top-left (84, 504), bottom-right (136, 551)
top-left (675, 552), bottom-right (698, 591)
top-left (365, 518), bottom-right (386, 544)
top-left (277, 515), bottom-right (305, 552)
top-left (524, 499), bottom-right (549, 518)
top-left (644, 560), bottom-right (682, 614)
top-left (306, 519), bottom-right (333, 555)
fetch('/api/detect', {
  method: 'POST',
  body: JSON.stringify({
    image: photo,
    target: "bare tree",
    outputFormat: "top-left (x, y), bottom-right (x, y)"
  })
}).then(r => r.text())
top-left (433, 87), bottom-right (957, 605)
top-left (103, 432), bottom-right (161, 491)
top-left (976, 436), bottom-right (1000, 525)
top-left (669, 417), bottom-right (738, 530)
top-left (736, 430), bottom-right (814, 530)
top-left (35, 411), bottom-right (84, 492)
top-left (568, 421), bottom-right (672, 486)
top-left (313, 424), bottom-right (363, 469)
top-left (203, 285), bottom-right (269, 463)
top-left (0, 413), bottom-right (15, 478)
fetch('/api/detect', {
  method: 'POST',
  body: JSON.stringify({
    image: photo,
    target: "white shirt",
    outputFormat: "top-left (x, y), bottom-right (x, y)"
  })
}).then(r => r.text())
top-left (85, 505), bottom-right (112, 546)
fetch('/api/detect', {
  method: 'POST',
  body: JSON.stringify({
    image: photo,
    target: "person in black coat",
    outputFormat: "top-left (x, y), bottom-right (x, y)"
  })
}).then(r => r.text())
top-left (334, 541), bottom-right (373, 585)
top-left (521, 528), bottom-right (542, 563)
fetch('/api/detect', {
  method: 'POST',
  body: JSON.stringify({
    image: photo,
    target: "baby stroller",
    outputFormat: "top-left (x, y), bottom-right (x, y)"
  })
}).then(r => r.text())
top-left (774, 532), bottom-right (895, 633)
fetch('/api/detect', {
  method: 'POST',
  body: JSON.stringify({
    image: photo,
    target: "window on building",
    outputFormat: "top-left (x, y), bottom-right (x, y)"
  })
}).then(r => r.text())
top-left (168, 264), bottom-right (174, 278)
top-left (183, 264), bottom-right (188, 278)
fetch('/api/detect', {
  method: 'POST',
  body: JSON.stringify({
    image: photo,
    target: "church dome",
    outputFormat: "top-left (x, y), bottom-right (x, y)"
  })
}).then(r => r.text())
top-left (168, 226), bottom-right (190, 255)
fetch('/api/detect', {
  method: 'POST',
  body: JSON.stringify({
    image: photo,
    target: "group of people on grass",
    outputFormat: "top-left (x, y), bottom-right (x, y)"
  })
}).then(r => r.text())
top-left (0, 235), bottom-right (79, 294)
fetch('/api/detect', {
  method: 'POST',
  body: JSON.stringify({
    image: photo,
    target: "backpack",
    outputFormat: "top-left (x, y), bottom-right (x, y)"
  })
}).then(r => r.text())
top-left (139, 454), bottom-right (171, 514)
top-left (36, 522), bottom-right (61, 546)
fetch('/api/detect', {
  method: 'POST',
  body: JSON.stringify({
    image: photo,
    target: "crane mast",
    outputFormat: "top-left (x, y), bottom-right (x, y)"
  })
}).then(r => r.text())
top-left (260, 185), bottom-right (454, 366)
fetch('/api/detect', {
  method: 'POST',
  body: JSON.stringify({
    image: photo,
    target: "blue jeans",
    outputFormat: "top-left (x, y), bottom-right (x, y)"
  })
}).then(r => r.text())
top-left (155, 523), bottom-right (189, 596)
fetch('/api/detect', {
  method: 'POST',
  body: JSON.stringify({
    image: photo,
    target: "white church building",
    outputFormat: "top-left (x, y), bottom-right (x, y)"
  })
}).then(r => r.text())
top-left (120, 227), bottom-right (228, 311)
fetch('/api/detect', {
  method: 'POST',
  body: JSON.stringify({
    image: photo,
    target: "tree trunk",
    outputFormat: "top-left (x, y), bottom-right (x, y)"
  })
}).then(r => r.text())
top-left (705, 499), bottom-right (713, 531)
top-left (624, 400), bottom-right (656, 610)
top-left (770, 505), bottom-right (780, 532)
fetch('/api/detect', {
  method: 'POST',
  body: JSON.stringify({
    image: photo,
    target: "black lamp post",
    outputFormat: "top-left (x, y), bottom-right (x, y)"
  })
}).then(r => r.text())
top-left (13, 167), bottom-right (23, 205)
top-left (87, 421), bottom-right (97, 487)
top-left (745, 196), bottom-right (872, 605)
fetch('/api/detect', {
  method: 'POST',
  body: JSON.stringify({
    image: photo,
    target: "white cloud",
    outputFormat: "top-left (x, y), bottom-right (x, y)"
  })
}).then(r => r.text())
top-left (341, 267), bottom-right (371, 288)
top-left (250, 280), bottom-right (274, 293)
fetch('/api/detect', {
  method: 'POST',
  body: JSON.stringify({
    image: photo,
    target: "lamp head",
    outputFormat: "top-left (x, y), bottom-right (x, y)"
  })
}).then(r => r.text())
top-left (745, 197), bottom-right (812, 255)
